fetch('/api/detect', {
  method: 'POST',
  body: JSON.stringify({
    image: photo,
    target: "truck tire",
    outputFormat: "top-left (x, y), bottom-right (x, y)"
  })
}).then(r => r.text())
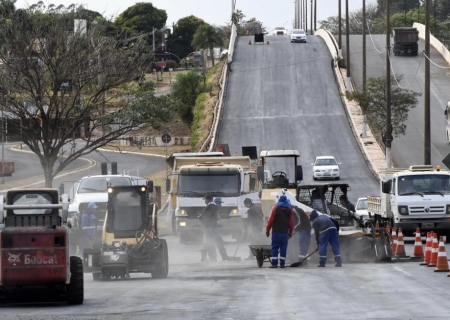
top-left (67, 256), bottom-right (84, 305)
top-left (152, 240), bottom-right (169, 279)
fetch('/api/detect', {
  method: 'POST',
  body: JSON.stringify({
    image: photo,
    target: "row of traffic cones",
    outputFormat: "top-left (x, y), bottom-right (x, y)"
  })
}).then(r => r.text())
top-left (419, 231), bottom-right (450, 273)
top-left (248, 38), bottom-right (270, 45)
top-left (388, 226), bottom-right (450, 273)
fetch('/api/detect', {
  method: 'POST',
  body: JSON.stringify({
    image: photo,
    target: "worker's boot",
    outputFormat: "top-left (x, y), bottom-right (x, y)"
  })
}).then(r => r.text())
top-left (200, 249), bottom-right (207, 262)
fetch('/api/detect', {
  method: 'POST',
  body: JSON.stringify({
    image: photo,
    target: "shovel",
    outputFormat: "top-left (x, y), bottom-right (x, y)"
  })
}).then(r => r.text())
top-left (289, 248), bottom-right (319, 267)
top-left (228, 230), bottom-right (245, 261)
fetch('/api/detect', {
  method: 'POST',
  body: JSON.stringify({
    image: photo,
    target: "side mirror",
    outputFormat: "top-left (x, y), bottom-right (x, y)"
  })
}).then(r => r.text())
top-left (165, 178), bottom-right (171, 193)
top-left (445, 109), bottom-right (448, 115)
top-left (59, 183), bottom-right (64, 195)
top-left (382, 180), bottom-right (392, 194)
top-left (338, 163), bottom-right (341, 165)
top-left (311, 163), bottom-right (314, 166)
top-left (147, 180), bottom-right (154, 193)
top-left (295, 165), bottom-right (303, 182)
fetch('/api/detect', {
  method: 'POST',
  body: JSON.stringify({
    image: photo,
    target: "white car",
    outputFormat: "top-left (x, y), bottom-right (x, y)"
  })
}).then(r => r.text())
top-left (273, 27), bottom-right (288, 36)
top-left (291, 29), bottom-right (307, 43)
top-left (355, 197), bottom-right (372, 221)
top-left (312, 156), bottom-right (340, 180)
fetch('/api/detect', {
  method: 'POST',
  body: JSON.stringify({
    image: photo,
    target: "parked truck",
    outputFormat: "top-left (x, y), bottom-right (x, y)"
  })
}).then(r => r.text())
top-left (167, 149), bottom-right (260, 243)
top-left (367, 165), bottom-right (450, 242)
top-left (393, 27), bottom-right (419, 56)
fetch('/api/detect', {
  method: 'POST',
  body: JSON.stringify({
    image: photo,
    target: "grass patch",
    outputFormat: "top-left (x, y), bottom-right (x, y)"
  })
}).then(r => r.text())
top-left (189, 61), bottom-right (224, 151)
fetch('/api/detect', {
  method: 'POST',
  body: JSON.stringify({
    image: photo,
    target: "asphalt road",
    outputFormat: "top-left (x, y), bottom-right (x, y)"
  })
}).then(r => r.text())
top-left (1, 234), bottom-right (450, 320)
top-left (218, 35), bottom-right (378, 201)
top-left (344, 34), bottom-right (450, 168)
top-left (0, 141), bottom-right (167, 190)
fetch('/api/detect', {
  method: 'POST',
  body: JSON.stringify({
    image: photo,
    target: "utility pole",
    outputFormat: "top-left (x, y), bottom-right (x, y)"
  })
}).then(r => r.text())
top-left (424, 0), bottom-right (431, 165)
top-left (338, 0), bottom-right (342, 58)
top-left (310, 0), bottom-right (313, 35)
top-left (305, 0), bottom-right (308, 33)
top-left (295, 0), bottom-right (299, 29)
top-left (363, 0), bottom-right (367, 94)
top-left (346, 0), bottom-right (351, 91)
top-left (386, 0), bottom-right (392, 168)
top-left (314, 0), bottom-right (317, 32)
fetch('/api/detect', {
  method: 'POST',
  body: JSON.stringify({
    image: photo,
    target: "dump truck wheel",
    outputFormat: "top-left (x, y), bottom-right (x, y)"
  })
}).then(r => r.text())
top-left (67, 256), bottom-right (84, 305)
top-left (152, 240), bottom-right (169, 279)
top-left (92, 273), bottom-right (101, 281)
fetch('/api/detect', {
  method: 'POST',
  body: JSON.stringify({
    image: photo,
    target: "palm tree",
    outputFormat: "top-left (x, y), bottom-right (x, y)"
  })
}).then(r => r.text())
top-left (191, 24), bottom-right (224, 66)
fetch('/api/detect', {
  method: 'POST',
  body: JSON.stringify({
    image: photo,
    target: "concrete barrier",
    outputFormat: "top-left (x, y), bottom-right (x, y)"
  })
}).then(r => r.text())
top-left (413, 22), bottom-right (450, 66)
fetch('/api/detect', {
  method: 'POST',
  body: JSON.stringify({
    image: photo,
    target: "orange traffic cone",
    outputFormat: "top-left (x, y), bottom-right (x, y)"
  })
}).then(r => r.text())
top-left (375, 221), bottom-right (379, 229)
top-left (420, 232), bottom-right (432, 265)
top-left (385, 225), bottom-right (391, 233)
top-left (394, 228), bottom-right (407, 257)
top-left (391, 227), bottom-right (398, 254)
top-left (266, 39), bottom-right (270, 44)
top-left (413, 228), bottom-right (424, 258)
top-left (428, 233), bottom-right (439, 267)
top-left (434, 236), bottom-right (450, 272)
top-left (248, 38), bottom-right (252, 45)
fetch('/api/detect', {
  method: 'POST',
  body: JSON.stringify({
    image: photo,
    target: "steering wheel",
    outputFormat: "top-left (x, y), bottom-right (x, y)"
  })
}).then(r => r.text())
top-left (272, 171), bottom-right (287, 179)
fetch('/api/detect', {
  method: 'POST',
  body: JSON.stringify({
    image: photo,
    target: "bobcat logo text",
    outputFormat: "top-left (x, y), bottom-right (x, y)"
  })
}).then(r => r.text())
top-left (24, 254), bottom-right (58, 265)
top-left (7, 253), bottom-right (21, 266)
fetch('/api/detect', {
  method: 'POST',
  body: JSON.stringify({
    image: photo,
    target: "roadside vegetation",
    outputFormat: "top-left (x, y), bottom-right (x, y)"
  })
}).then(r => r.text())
top-left (345, 76), bottom-right (421, 144)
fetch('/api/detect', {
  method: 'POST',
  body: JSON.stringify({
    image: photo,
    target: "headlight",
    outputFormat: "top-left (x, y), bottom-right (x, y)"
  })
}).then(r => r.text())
top-left (230, 209), bottom-right (239, 215)
top-left (315, 169), bottom-right (321, 172)
top-left (107, 187), bottom-right (113, 193)
top-left (333, 169), bottom-right (339, 172)
top-left (446, 205), bottom-right (450, 214)
top-left (180, 209), bottom-right (186, 215)
top-left (398, 206), bottom-right (409, 215)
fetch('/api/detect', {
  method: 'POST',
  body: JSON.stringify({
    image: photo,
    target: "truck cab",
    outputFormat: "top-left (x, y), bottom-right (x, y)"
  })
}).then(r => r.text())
top-left (374, 165), bottom-right (450, 241)
top-left (174, 158), bottom-right (259, 243)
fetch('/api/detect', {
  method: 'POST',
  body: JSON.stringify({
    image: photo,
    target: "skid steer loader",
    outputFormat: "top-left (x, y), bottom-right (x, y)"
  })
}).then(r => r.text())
top-left (83, 181), bottom-right (168, 280)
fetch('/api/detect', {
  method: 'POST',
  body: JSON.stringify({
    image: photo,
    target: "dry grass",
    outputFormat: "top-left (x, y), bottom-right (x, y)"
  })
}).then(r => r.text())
top-left (101, 144), bottom-right (190, 157)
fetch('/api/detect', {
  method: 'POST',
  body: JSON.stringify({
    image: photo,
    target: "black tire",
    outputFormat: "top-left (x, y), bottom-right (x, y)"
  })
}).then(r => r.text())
top-left (256, 250), bottom-right (264, 268)
top-left (66, 256), bottom-right (84, 305)
top-left (313, 177), bottom-right (317, 181)
top-left (152, 240), bottom-right (169, 279)
top-left (92, 273), bottom-right (101, 281)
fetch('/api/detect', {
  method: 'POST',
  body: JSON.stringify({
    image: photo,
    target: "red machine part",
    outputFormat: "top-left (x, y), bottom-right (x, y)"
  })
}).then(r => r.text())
top-left (1, 227), bottom-right (67, 286)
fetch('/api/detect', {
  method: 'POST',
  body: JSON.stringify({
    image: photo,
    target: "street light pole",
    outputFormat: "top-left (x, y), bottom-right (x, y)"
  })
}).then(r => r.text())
top-left (346, 0), bottom-right (351, 91)
top-left (386, 0), bottom-right (392, 168)
top-left (424, 0), bottom-right (431, 165)
top-left (338, 0), bottom-right (342, 58)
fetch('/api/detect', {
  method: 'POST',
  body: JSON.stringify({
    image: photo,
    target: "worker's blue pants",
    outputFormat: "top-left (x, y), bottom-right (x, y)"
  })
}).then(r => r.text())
top-left (298, 230), bottom-right (312, 260)
top-left (271, 232), bottom-right (288, 266)
top-left (318, 229), bottom-right (342, 266)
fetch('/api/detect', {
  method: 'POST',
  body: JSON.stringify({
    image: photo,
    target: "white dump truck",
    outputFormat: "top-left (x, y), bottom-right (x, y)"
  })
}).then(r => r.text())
top-left (367, 165), bottom-right (450, 242)
top-left (166, 151), bottom-right (260, 243)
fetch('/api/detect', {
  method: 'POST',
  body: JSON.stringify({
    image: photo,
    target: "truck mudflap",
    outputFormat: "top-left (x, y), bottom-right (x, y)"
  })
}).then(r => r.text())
top-left (338, 227), bottom-right (392, 263)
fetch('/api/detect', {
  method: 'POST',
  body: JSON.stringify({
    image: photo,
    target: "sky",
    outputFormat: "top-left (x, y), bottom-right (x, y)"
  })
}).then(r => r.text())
top-left (15, 0), bottom-right (378, 30)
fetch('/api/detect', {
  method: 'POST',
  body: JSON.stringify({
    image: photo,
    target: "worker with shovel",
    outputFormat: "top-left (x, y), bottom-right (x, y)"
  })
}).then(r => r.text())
top-left (309, 210), bottom-right (342, 267)
top-left (266, 195), bottom-right (294, 268)
top-left (198, 194), bottom-right (219, 262)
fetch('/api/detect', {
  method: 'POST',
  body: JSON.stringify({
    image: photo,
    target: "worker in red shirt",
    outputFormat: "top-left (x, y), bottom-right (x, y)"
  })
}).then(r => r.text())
top-left (265, 195), bottom-right (294, 268)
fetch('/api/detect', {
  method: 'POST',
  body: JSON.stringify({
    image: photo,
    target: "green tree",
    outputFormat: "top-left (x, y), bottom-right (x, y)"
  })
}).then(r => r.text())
top-left (115, 2), bottom-right (167, 33)
top-left (169, 15), bottom-right (205, 62)
top-left (192, 24), bottom-right (225, 66)
top-left (0, 7), bottom-right (171, 187)
top-left (170, 70), bottom-right (204, 125)
top-left (376, 0), bottom-right (421, 16)
top-left (345, 76), bottom-right (421, 140)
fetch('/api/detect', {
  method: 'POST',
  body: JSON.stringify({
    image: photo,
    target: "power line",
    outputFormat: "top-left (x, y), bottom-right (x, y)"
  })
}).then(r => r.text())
top-left (366, 19), bottom-right (386, 54)
top-left (422, 51), bottom-right (450, 69)
top-left (388, 50), bottom-right (424, 89)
